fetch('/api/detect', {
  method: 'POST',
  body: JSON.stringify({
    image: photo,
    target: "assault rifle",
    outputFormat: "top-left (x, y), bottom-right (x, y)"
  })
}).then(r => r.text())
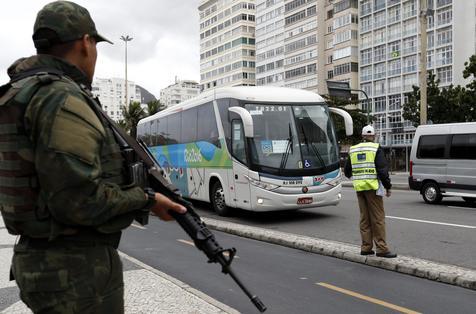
top-left (89, 100), bottom-right (267, 313)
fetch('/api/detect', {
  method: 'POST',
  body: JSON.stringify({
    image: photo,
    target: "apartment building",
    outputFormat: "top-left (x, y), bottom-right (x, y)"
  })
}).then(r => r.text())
top-left (160, 79), bottom-right (201, 108)
top-left (324, 0), bottom-right (360, 91)
top-left (282, 0), bottom-right (320, 92)
top-left (92, 78), bottom-right (141, 121)
top-left (199, 0), bottom-right (257, 91)
top-left (255, 0), bottom-right (360, 96)
top-left (255, 0), bottom-right (285, 87)
top-left (359, 0), bottom-right (476, 153)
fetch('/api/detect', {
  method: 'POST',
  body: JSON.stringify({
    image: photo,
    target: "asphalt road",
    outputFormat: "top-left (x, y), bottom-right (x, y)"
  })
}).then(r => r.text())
top-left (192, 186), bottom-right (476, 270)
top-left (120, 220), bottom-right (476, 314)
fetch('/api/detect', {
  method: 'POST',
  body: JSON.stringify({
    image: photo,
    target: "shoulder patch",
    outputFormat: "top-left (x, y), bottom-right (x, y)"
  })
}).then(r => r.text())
top-left (63, 95), bottom-right (106, 137)
top-left (48, 95), bottom-right (106, 165)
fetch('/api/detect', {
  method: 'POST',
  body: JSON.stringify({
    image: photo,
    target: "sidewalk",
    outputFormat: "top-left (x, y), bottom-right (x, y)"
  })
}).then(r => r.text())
top-left (342, 171), bottom-right (410, 190)
top-left (0, 219), bottom-right (237, 314)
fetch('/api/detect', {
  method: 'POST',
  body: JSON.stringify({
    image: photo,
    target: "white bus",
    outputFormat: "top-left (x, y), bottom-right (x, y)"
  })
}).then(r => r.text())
top-left (137, 86), bottom-right (353, 215)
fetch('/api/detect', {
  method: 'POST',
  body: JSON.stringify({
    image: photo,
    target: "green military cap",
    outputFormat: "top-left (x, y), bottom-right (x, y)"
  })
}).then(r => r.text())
top-left (33, 1), bottom-right (113, 49)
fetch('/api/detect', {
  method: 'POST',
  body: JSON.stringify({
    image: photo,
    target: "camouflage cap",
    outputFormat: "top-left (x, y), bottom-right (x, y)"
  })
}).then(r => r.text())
top-left (33, 1), bottom-right (113, 49)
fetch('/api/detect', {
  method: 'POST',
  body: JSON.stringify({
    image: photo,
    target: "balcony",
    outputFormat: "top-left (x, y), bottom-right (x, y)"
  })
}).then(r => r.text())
top-left (402, 47), bottom-right (417, 55)
top-left (361, 24), bottom-right (373, 33)
top-left (388, 15), bottom-right (401, 24)
top-left (360, 74), bottom-right (372, 82)
top-left (402, 10), bottom-right (417, 19)
top-left (374, 19), bottom-right (387, 29)
top-left (403, 65), bottom-right (417, 73)
top-left (374, 72), bottom-right (386, 79)
top-left (388, 68), bottom-right (402, 76)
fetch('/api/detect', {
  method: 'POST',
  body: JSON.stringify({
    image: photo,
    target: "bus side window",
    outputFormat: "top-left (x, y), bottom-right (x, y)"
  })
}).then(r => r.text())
top-left (157, 118), bottom-right (168, 146)
top-left (181, 108), bottom-right (198, 144)
top-left (167, 113), bottom-right (182, 145)
top-left (198, 102), bottom-right (220, 147)
top-left (232, 120), bottom-right (247, 165)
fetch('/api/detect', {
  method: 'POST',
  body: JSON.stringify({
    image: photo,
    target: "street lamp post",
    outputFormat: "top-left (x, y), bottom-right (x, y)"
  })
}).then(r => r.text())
top-left (120, 35), bottom-right (133, 108)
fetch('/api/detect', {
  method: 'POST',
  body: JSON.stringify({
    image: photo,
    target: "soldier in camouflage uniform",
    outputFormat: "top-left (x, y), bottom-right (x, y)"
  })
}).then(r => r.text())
top-left (0, 1), bottom-right (186, 313)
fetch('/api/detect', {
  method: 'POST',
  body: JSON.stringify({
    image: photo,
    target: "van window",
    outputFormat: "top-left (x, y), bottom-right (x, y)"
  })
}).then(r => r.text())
top-left (450, 134), bottom-right (476, 159)
top-left (417, 135), bottom-right (447, 159)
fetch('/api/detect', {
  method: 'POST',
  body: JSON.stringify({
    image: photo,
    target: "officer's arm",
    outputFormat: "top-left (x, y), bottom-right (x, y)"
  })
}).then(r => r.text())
top-left (375, 148), bottom-right (392, 190)
top-left (344, 156), bottom-right (352, 178)
top-left (27, 90), bottom-right (149, 226)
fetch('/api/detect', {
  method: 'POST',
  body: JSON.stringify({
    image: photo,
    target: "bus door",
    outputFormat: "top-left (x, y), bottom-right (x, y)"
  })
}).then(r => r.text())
top-left (231, 120), bottom-right (251, 210)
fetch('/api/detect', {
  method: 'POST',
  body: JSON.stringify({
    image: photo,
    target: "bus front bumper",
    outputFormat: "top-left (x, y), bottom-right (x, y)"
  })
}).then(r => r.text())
top-left (249, 184), bottom-right (342, 212)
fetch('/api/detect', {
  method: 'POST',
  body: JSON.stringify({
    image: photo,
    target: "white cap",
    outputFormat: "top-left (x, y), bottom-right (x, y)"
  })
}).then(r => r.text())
top-left (362, 125), bottom-right (375, 136)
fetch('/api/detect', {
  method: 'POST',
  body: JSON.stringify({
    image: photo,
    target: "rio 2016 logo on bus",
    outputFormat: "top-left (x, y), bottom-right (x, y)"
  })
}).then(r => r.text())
top-left (184, 148), bottom-right (203, 163)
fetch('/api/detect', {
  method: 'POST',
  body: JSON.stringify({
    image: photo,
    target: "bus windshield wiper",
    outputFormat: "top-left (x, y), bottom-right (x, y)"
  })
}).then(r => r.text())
top-left (300, 125), bottom-right (325, 167)
top-left (279, 124), bottom-right (293, 171)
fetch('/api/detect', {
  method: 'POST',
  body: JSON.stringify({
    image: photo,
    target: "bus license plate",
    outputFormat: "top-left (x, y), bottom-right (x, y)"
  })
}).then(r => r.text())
top-left (297, 197), bottom-right (313, 205)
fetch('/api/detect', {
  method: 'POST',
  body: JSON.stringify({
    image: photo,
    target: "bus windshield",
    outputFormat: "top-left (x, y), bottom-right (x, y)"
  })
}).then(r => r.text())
top-left (244, 103), bottom-right (339, 173)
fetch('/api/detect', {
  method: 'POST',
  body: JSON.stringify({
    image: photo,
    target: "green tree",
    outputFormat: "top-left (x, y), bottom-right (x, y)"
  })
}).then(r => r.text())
top-left (116, 119), bottom-right (129, 133)
top-left (403, 55), bottom-right (476, 125)
top-left (121, 101), bottom-right (146, 138)
top-left (324, 95), bottom-right (369, 145)
top-left (146, 100), bottom-right (166, 116)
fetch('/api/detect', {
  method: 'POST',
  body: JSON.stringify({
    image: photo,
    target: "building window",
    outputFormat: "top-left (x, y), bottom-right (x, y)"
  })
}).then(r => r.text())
top-left (437, 66), bottom-right (452, 84)
top-left (388, 94), bottom-right (402, 111)
top-left (373, 62), bottom-right (386, 79)
top-left (374, 45), bottom-right (386, 62)
top-left (360, 48), bottom-right (372, 65)
top-left (437, 7), bottom-right (452, 26)
top-left (374, 96), bottom-right (386, 112)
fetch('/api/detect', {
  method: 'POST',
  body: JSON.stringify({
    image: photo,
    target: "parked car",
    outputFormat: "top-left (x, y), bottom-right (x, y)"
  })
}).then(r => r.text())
top-left (409, 122), bottom-right (476, 204)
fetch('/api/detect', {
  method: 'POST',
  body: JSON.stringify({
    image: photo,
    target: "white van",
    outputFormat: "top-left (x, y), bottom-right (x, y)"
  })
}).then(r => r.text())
top-left (409, 122), bottom-right (476, 204)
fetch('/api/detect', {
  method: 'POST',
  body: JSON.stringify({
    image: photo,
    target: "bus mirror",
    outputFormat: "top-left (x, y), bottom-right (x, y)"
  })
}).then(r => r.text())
top-left (329, 107), bottom-right (353, 136)
top-left (228, 106), bottom-right (254, 138)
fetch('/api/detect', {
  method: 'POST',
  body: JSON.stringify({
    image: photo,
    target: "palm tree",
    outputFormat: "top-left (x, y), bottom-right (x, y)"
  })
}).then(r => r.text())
top-left (121, 101), bottom-right (146, 138)
top-left (146, 100), bottom-right (166, 116)
top-left (116, 119), bottom-right (129, 133)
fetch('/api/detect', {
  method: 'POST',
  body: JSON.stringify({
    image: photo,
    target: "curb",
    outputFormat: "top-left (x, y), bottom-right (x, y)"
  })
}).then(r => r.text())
top-left (342, 182), bottom-right (409, 190)
top-left (203, 218), bottom-right (476, 291)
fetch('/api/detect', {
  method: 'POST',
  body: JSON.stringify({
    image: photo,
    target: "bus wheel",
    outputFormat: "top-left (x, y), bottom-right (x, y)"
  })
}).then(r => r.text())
top-left (211, 181), bottom-right (231, 216)
top-left (422, 182), bottom-right (442, 204)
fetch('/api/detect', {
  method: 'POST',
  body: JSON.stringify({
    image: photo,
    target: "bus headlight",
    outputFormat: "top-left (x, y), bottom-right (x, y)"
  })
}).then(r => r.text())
top-left (247, 177), bottom-right (279, 191)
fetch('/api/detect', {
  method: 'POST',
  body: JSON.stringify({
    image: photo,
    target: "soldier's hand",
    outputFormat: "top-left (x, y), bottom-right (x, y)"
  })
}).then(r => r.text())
top-left (150, 193), bottom-right (187, 221)
top-left (385, 189), bottom-right (392, 197)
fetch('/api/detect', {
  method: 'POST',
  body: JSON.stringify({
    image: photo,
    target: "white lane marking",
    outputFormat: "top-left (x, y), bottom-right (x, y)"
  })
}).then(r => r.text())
top-left (131, 223), bottom-right (146, 230)
top-left (177, 239), bottom-right (239, 258)
top-left (386, 215), bottom-right (476, 229)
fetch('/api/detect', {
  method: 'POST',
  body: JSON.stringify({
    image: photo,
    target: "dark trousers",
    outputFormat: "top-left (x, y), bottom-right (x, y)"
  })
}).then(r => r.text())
top-left (356, 190), bottom-right (389, 254)
top-left (12, 239), bottom-right (124, 314)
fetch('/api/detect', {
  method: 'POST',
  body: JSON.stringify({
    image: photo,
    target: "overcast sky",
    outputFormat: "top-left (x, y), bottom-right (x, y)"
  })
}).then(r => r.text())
top-left (0, 0), bottom-right (201, 98)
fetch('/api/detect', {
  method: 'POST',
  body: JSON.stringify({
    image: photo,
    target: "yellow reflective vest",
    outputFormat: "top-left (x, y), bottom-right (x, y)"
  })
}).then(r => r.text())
top-left (349, 142), bottom-right (379, 191)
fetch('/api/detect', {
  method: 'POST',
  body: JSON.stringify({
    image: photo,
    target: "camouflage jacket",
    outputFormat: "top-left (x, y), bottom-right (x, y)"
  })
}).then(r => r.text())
top-left (5, 55), bottom-right (149, 233)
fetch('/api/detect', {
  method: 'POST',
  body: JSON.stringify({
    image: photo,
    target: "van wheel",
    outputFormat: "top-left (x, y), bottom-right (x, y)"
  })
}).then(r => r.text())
top-left (211, 181), bottom-right (232, 216)
top-left (422, 182), bottom-right (442, 204)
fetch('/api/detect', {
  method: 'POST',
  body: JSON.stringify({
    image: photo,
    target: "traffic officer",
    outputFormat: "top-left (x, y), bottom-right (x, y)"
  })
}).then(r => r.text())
top-left (344, 125), bottom-right (397, 258)
top-left (0, 1), bottom-right (186, 313)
